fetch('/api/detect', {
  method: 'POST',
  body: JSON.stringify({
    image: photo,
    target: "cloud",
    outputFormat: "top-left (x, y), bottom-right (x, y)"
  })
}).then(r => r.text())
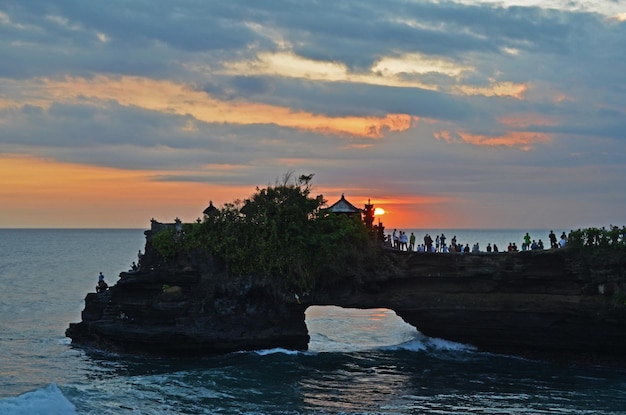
top-left (0, 0), bottom-right (625, 228)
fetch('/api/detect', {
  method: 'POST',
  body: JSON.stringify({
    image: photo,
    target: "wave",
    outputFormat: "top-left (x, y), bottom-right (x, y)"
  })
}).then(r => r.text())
top-left (306, 329), bottom-right (477, 355)
top-left (0, 383), bottom-right (78, 415)
top-left (383, 333), bottom-right (477, 353)
top-left (252, 347), bottom-right (303, 356)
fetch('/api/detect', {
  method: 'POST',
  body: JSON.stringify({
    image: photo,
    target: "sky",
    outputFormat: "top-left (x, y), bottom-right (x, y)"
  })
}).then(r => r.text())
top-left (1, 0), bottom-right (625, 230)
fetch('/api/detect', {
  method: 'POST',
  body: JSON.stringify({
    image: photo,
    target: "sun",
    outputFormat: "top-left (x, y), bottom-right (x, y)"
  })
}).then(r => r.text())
top-left (374, 207), bottom-right (386, 216)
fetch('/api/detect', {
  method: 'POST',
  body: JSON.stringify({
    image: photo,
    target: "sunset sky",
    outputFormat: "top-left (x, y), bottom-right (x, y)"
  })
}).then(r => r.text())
top-left (1, 1), bottom-right (625, 229)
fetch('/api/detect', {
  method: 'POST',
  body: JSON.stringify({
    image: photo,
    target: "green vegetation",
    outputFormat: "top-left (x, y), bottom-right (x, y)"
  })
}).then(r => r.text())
top-left (568, 226), bottom-right (626, 249)
top-left (566, 226), bottom-right (626, 269)
top-left (152, 173), bottom-right (381, 290)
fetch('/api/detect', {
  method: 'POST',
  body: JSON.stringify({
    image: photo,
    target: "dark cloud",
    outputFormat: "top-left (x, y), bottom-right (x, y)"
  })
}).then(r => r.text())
top-left (229, 76), bottom-right (273, 96)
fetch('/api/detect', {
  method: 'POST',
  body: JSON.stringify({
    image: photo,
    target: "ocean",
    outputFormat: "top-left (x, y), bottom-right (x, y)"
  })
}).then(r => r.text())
top-left (1, 228), bottom-right (626, 414)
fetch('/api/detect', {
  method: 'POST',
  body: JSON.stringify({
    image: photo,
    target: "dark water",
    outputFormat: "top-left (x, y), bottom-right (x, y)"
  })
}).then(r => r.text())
top-left (1, 229), bottom-right (625, 414)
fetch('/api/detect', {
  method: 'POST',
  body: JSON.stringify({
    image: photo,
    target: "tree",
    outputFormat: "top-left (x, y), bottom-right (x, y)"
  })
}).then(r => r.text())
top-left (153, 173), bottom-right (380, 290)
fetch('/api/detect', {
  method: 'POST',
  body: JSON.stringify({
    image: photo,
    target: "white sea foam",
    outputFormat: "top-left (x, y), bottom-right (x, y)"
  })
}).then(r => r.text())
top-left (0, 383), bottom-right (78, 415)
top-left (381, 333), bottom-right (476, 354)
top-left (253, 347), bottom-right (302, 356)
top-left (423, 336), bottom-right (476, 352)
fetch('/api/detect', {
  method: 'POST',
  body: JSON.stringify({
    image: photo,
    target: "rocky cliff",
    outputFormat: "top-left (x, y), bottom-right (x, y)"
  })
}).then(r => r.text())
top-left (67, 236), bottom-right (626, 363)
top-left (66, 251), bottom-right (309, 355)
top-left (322, 249), bottom-right (626, 363)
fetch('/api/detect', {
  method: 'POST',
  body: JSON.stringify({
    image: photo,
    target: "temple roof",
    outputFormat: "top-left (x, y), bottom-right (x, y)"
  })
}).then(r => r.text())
top-left (328, 194), bottom-right (361, 214)
top-left (203, 201), bottom-right (218, 215)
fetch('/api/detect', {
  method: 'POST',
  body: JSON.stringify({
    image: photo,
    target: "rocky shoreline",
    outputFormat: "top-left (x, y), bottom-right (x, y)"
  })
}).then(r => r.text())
top-left (67, 230), bottom-right (626, 363)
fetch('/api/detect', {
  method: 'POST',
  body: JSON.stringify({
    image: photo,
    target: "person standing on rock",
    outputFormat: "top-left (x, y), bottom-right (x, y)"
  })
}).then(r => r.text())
top-left (559, 233), bottom-right (567, 248)
top-left (96, 272), bottom-right (108, 293)
top-left (523, 232), bottom-right (531, 249)
top-left (424, 234), bottom-right (433, 252)
top-left (549, 230), bottom-right (557, 249)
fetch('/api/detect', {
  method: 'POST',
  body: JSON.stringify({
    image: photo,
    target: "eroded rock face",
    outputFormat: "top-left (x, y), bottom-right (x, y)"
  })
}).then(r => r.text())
top-left (324, 249), bottom-right (626, 363)
top-left (66, 252), bottom-right (309, 355)
top-left (67, 238), bottom-right (626, 362)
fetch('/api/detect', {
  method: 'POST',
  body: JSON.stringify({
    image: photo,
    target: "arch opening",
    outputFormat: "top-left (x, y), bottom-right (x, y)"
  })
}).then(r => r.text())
top-left (304, 306), bottom-right (419, 353)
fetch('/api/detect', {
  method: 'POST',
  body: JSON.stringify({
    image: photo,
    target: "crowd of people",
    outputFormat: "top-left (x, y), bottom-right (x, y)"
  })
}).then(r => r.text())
top-left (387, 229), bottom-right (569, 253)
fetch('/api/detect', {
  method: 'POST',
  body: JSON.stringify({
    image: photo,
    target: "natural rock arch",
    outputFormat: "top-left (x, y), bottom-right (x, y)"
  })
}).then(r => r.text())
top-left (304, 306), bottom-right (419, 352)
top-left (67, 246), bottom-right (626, 363)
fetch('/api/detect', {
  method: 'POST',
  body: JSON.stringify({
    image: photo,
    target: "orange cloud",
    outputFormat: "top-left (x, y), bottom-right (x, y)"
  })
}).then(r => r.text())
top-left (0, 154), bottom-right (248, 228)
top-left (607, 13), bottom-right (626, 23)
top-left (0, 97), bottom-right (13, 112)
top-left (458, 131), bottom-right (551, 150)
top-left (498, 113), bottom-right (559, 128)
top-left (436, 129), bottom-right (552, 150)
top-left (434, 130), bottom-right (455, 143)
top-left (15, 76), bottom-right (415, 138)
top-left (555, 94), bottom-right (575, 103)
top-left (455, 82), bottom-right (528, 99)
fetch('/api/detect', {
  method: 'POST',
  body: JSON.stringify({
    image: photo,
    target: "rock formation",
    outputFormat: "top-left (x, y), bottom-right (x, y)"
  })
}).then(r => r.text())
top-left (67, 250), bottom-right (309, 355)
top-left (325, 249), bottom-right (626, 363)
top-left (67, 230), bottom-right (626, 363)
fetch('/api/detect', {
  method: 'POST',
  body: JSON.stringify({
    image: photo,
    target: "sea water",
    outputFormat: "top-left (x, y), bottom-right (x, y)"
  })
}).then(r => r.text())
top-left (1, 229), bottom-right (626, 414)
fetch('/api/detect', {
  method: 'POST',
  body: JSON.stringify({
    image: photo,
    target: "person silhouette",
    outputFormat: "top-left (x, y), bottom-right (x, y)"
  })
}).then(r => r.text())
top-left (96, 272), bottom-right (108, 293)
